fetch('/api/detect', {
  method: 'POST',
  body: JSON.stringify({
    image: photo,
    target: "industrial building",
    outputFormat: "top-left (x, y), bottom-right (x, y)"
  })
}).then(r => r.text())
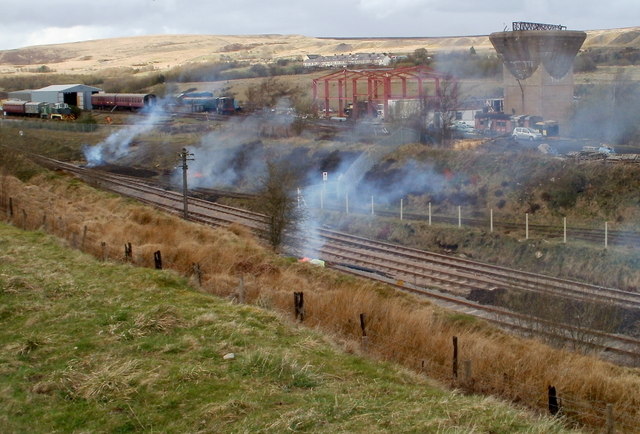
top-left (7, 89), bottom-right (34, 102)
top-left (8, 84), bottom-right (102, 109)
top-left (490, 22), bottom-right (586, 129)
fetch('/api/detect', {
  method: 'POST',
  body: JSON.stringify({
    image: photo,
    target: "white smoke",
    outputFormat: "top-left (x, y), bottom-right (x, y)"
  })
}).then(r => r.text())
top-left (173, 98), bottom-right (298, 190)
top-left (83, 103), bottom-right (166, 167)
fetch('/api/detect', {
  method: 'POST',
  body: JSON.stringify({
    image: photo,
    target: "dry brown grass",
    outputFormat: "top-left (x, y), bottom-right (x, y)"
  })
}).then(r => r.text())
top-left (2, 172), bottom-right (640, 430)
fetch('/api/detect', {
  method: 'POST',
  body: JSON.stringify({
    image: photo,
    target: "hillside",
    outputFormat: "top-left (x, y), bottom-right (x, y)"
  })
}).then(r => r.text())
top-left (1, 154), bottom-right (640, 431)
top-left (0, 26), bottom-right (639, 75)
top-left (0, 222), bottom-right (568, 432)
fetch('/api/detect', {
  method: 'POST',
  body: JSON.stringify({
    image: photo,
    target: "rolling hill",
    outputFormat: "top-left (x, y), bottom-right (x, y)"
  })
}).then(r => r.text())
top-left (0, 26), bottom-right (639, 76)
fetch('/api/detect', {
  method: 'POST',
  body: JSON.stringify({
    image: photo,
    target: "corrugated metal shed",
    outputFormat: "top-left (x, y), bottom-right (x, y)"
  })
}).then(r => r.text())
top-left (8, 89), bottom-right (33, 102)
top-left (31, 84), bottom-right (103, 109)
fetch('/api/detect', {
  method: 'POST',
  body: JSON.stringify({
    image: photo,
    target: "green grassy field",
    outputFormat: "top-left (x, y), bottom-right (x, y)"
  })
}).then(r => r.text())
top-left (0, 222), bottom-right (571, 432)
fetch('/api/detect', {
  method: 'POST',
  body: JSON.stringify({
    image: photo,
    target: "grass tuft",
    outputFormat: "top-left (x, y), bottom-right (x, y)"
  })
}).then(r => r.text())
top-left (62, 359), bottom-right (144, 402)
top-left (132, 305), bottom-right (183, 336)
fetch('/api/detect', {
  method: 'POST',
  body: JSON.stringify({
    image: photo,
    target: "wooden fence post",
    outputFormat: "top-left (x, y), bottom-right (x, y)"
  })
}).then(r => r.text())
top-left (236, 274), bottom-right (245, 307)
top-left (548, 385), bottom-right (559, 415)
top-left (22, 209), bottom-right (27, 228)
top-left (360, 313), bottom-right (368, 351)
top-left (294, 292), bottom-right (304, 322)
top-left (359, 313), bottom-right (367, 336)
top-left (8, 197), bottom-right (13, 218)
top-left (192, 263), bottom-right (202, 287)
top-left (124, 242), bottom-right (132, 262)
top-left (452, 336), bottom-right (458, 380)
top-left (81, 225), bottom-right (87, 250)
top-left (101, 242), bottom-right (107, 261)
top-left (463, 359), bottom-right (472, 386)
top-left (237, 274), bottom-right (245, 303)
top-left (606, 403), bottom-right (614, 434)
top-left (154, 250), bottom-right (162, 269)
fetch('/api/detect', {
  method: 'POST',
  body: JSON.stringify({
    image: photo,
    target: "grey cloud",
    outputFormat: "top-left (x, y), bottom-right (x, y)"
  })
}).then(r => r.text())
top-left (0, 0), bottom-right (637, 50)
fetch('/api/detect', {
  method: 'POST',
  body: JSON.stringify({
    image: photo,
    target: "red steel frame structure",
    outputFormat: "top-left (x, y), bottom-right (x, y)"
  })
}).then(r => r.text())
top-left (312, 66), bottom-right (445, 119)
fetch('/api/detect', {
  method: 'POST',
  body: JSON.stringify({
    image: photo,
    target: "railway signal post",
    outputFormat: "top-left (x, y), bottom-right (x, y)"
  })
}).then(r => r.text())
top-left (179, 148), bottom-right (195, 219)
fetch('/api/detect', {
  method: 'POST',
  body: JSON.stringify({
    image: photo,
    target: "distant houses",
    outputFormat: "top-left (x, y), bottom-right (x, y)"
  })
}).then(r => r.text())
top-left (303, 53), bottom-right (392, 68)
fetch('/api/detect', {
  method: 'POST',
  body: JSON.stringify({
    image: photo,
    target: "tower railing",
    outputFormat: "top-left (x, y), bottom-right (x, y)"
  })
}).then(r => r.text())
top-left (512, 22), bottom-right (567, 31)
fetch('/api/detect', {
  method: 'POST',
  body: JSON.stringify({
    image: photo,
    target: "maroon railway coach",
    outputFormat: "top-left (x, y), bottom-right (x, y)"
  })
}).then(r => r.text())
top-left (91, 93), bottom-right (156, 110)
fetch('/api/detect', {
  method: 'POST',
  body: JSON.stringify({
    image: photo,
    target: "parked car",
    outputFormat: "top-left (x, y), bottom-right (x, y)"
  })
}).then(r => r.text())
top-left (512, 127), bottom-right (543, 141)
top-left (452, 121), bottom-right (478, 137)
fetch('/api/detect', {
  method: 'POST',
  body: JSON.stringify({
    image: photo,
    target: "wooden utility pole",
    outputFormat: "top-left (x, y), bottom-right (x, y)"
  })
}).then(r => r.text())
top-left (178, 148), bottom-right (195, 219)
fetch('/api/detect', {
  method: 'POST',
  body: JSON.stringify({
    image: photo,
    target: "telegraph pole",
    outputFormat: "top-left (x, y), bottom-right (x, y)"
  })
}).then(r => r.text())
top-left (179, 148), bottom-right (195, 219)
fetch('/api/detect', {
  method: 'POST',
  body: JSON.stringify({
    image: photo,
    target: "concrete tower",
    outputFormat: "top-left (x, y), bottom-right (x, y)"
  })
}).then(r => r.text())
top-left (490, 22), bottom-right (586, 128)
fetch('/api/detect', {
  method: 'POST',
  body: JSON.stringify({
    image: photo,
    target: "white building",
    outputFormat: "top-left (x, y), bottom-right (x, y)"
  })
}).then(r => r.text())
top-left (304, 53), bottom-right (391, 68)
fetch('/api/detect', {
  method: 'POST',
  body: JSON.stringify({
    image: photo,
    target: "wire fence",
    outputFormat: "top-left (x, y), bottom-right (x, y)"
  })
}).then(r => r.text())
top-left (305, 184), bottom-right (639, 249)
top-left (0, 118), bottom-right (100, 133)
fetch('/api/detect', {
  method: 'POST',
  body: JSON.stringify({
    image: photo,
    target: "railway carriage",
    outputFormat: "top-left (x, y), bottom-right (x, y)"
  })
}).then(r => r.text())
top-left (2, 100), bottom-right (27, 115)
top-left (178, 95), bottom-right (237, 114)
top-left (91, 93), bottom-right (157, 110)
top-left (2, 100), bottom-right (73, 119)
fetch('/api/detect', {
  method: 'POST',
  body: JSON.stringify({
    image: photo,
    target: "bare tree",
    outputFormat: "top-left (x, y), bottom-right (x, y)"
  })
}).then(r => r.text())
top-left (244, 77), bottom-right (306, 112)
top-left (255, 160), bottom-right (304, 252)
top-left (409, 73), bottom-right (461, 145)
top-left (432, 74), bottom-right (461, 145)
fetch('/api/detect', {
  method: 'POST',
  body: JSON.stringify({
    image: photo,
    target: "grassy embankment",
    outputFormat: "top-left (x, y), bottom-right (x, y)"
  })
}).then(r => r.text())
top-left (0, 223), bottom-right (572, 432)
top-left (1, 153), bottom-right (640, 431)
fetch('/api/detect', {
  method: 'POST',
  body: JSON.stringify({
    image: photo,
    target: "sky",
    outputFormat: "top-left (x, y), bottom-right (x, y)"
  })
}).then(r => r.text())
top-left (1, 0), bottom-right (638, 51)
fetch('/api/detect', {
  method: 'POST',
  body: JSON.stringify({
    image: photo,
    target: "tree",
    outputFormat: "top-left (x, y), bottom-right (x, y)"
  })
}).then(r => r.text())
top-left (244, 77), bottom-right (306, 111)
top-left (418, 74), bottom-right (460, 145)
top-left (436, 75), bottom-right (461, 142)
top-left (411, 48), bottom-right (431, 66)
top-left (255, 161), bottom-right (304, 251)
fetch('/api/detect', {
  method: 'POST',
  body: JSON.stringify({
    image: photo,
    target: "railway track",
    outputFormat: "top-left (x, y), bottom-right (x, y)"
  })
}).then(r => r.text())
top-left (30, 155), bottom-right (640, 364)
top-left (316, 229), bottom-right (640, 311)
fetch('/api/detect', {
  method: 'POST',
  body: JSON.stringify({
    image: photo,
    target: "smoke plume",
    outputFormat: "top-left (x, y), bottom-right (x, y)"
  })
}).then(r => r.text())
top-left (83, 103), bottom-right (166, 167)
